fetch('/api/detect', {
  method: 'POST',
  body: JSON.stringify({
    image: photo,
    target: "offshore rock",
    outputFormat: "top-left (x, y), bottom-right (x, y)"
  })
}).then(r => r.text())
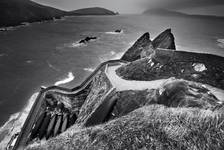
top-left (117, 49), bottom-right (224, 90)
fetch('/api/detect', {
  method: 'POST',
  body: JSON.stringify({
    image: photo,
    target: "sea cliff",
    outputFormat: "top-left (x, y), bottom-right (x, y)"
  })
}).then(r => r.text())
top-left (24, 29), bottom-right (224, 150)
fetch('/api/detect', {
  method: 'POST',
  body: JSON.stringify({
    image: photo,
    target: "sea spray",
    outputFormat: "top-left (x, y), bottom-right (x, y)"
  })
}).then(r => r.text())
top-left (54, 72), bottom-right (75, 86)
top-left (105, 30), bottom-right (124, 35)
top-left (217, 39), bottom-right (224, 48)
top-left (0, 93), bottom-right (38, 149)
top-left (84, 68), bottom-right (95, 72)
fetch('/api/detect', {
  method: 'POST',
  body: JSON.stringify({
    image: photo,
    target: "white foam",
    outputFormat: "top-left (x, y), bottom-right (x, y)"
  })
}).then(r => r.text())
top-left (54, 72), bottom-right (75, 86)
top-left (0, 53), bottom-right (5, 57)
top-left (47, 61), bottom-right (60, 72)
top-left (70, 42), bottom-right (86, 48)
top-left (0, 93), bottom-right (38, 149)
top-left (84, 68), bottom-right (95, 72)
top-left (105, 30), bottom-right (124, 35)
top-left (26, 60), bottom-right (33, 64)
top-left (110, 51), bottom-right (116, 55)
top-left (112, 52), bottom-right (124, 60)
top-left (217, 39), bottom-right (224, 48)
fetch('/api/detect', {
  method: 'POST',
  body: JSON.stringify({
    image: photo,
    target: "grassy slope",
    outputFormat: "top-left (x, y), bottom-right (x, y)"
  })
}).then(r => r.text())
top-left (27, 104), bottom-right (224, 150)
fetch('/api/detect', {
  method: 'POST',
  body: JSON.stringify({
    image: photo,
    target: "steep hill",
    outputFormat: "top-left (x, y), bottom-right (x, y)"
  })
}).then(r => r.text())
top-left (68, 7), bottom-right (117, 16)
top-left (0, 1), bottom-right (117, 28)
top-left (0, 0), bottom-right (66, 27)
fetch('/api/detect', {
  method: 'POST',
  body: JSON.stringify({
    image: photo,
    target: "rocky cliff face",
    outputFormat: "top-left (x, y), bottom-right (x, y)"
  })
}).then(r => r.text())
top-left (26, 29), bottom-right (224, 150)
top-left (121, 29), bottom-right (176, 62)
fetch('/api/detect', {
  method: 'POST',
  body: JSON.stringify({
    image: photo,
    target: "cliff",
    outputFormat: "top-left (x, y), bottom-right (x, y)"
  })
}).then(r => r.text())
top-left (23, 29), bottom-right (224, 150)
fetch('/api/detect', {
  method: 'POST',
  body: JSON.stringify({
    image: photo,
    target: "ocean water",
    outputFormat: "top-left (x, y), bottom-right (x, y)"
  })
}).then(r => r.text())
top-left (0, 14), bottom-right (224, 141)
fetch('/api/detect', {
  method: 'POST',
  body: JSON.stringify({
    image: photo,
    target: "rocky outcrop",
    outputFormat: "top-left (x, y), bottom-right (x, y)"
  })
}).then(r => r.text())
top-left (121, 29), bottom-right (176, 62)
top-left (117, 49), bottom-right (224, 90)
top-left (121, 32), bottom-right (151, 62)
top-left (152, 29), bottom-right (176, 50)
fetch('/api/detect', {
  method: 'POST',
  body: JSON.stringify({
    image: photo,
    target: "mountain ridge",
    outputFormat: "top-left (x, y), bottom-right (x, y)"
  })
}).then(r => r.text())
top-left (143, 8), bottom-right (224, 19)
top-left (0, 0), bottom-right (117, 28)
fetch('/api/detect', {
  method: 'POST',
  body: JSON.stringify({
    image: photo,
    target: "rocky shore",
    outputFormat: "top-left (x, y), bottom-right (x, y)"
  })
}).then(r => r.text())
top-left (20, 29), bottom-right (224, 150)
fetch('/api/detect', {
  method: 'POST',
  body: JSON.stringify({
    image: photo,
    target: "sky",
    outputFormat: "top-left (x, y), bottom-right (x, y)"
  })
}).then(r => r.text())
top-left (32, 0), bottom-right (224, 16)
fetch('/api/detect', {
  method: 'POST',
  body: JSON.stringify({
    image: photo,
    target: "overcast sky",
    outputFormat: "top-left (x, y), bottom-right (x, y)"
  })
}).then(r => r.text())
top-left (32, 0), bottom-right (224, 16)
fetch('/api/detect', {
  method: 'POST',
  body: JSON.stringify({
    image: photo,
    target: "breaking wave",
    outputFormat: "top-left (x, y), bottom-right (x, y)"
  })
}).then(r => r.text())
top-left (54, 72), bottom-right (75, 86)
top-left (84, 68), bottom-right (95, 72)
top-left (217, 39), bottom-right (224, 48)
top-left (105, 30), bottom-right (124, 35)
top-left (0, 93), bottom-right (38, 149)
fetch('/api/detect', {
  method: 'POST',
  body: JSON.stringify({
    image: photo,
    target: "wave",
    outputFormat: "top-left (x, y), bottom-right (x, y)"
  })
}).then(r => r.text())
top-left (54, 72), bottom-right (75, 86)
top-left (0, 53), bottom-right (5, 57)
top-left (105, 30), bottom-right (124, 35)
top-left (112, 52), bottom-right (124, 60)
top-left (0, 93), bottom-right (38, 149)
top-left (47, 61), bottom-right (60, 72)
top-left (110, 51), bottom-right (116, 55)
top-left (84, 68), bottom-right (95, 72)
top-left (26, 60), bottom-right (33, 64)
top-left (70, 42), bottom-right (86, 48)
top-left (217, 39), bottom-right (224, 48)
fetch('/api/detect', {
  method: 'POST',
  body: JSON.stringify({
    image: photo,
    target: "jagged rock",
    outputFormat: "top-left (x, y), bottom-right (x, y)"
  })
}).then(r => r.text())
top-left (152, 28), bottom-right (176, 50)
top-left (117, 49), bottom-right (224, 90)
top-left (121, 32), bottom-right (151, 62)
top-left (121, 29), bottom-right (176, 62)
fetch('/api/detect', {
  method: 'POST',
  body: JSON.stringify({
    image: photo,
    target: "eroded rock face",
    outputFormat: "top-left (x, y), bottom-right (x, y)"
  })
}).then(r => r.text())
top-left (152, 28), bottom-right (176, 50)
top-left (121, 32), bottom-right (151, 62)
top-left (117, 49), bottom-right (224, 90)
top-left (121, 29), bottom-right (176, 62)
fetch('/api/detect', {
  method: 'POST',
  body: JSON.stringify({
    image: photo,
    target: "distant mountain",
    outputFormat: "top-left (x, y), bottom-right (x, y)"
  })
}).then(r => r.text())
top-left (0, 0), bottom-right (66, 27)
top-left (143, 8), bottom-right (224, 19)
top-left (0, 1), bottom-right (118, 28)
top-left (67, 7), bottom-right (117, 16)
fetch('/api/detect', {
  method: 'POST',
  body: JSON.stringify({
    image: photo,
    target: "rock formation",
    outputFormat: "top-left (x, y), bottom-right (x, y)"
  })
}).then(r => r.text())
top-left (121, 32), bottom-right (151, 62)
top-left (121, 29), bottom-right (176, 62)
top-left (21, 29), bottom-right (224, 150)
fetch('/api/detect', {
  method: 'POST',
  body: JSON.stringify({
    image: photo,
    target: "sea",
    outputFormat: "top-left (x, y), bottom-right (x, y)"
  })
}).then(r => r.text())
top-left (0, 14), bottom-right (224, 146)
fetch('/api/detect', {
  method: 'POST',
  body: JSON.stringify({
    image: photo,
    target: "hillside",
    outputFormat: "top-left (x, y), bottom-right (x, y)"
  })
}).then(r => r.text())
top-left (19, 29), bottom-right (224, 150)
top-left (143, 8), bottom-right (224, 19)
top-left (67, 7), bottom-right (117, 16)
top-left (0, 0), bottom-right (66, 27)
top-left (0, 1), bottom-right (117, 28)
